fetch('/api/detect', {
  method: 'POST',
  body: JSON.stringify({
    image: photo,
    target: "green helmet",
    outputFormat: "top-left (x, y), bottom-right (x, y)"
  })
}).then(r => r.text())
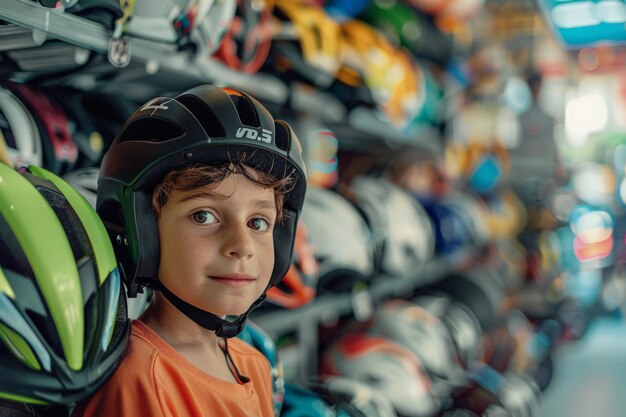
top-left (0, 163), bottom-right (129, 405)
top-left (361, 0), bottom-right (453, 66)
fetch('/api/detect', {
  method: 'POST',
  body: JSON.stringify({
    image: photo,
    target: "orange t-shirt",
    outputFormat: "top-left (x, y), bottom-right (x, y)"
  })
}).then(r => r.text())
top-left (72, 320), bottom-right (274, 417)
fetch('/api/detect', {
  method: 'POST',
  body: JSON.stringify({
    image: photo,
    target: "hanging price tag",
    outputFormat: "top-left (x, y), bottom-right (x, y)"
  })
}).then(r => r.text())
top-left (108, 37), bottom-right (131, 68)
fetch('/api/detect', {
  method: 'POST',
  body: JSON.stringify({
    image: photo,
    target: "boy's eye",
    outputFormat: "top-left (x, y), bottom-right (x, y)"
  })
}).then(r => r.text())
top-left (249, 217), bottom-right (270, 232)
top-left (191, 210), bottom-right (217, 225)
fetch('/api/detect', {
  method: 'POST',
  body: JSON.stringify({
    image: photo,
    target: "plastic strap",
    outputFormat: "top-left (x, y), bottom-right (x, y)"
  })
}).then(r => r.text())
top-left (152, 280), bottom-right (267, 338)
top-left (220, 338), bottom-right (250, 384)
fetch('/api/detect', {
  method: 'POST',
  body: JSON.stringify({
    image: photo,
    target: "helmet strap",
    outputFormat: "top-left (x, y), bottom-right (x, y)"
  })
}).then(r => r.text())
top-left (152, 280), bottom-right (267, 338)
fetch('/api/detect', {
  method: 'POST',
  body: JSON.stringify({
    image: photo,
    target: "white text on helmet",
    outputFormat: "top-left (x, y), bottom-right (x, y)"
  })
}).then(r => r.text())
top-left (140, 98), bottom-right (169, 112)
top-left (235, 127), bottom-right (272, 144)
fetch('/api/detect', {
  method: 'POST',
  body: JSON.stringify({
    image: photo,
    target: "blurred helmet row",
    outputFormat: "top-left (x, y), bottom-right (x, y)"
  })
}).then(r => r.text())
top-left (14, 0), bottom-right (464, 130)
top-left (0, 82), bottom-right (134, 174)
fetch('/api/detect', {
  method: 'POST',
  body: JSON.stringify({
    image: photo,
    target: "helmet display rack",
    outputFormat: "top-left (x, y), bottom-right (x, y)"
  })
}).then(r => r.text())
top-left (0, 0), bottom-right (472, 377)
top-left (1, 0), bottom-right (440, 153)
top-left (1, 0), bottom-right (287, 101)
top-left (0, 0), bottom-right (460, 382)
top-left (1, 3), bottom-right (567, 417)
top-left (253, 249), bottom-right (475, 378)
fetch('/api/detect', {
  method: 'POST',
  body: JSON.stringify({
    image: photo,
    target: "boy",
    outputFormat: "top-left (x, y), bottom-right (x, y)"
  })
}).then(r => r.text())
top-left (73, 85), bottom-right (307, 417)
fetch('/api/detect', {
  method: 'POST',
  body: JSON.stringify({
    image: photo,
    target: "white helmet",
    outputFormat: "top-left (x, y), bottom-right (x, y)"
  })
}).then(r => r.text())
top-left (0, 129), bottom-right (10, 165)
top-left (497, 372), bottom-right (540, 417)
top-left (322, 333), bottom-right (439, 417)
top-left (349, 176), bottom-right (435, 278)
top-left (434, 267), bottom-right (506, 332)
top-left (63, 167), bottom-right (100, 208)
top-left (192, 0), bottom-right (237, 55)
top-left (0, 85), bottom-right (42, 168)
top-left (366, 299), bottom-right (465, 392)
top-left (300, 186), bottom-right (375, 289)
top-left (126, 0), bottom-right (198, 43)
top-left (127, 0), bottom-right (236, 55)
top-left (465, 364), bottom-right (540, 417)
top-left (304, 376), bottom-right (398, 417)
top-left (412, 294), bottom-right (484, 370)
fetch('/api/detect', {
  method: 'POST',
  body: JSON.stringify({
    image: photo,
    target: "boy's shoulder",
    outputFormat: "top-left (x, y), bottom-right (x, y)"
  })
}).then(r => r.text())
top-left (226, 337), bottom-right (272, 368)
top-left (106, 321), bottom-right (162, 381)
top-left (71, 322), bottom-right (163, 414)
top-left (127, 320), bottom-right (166, 357)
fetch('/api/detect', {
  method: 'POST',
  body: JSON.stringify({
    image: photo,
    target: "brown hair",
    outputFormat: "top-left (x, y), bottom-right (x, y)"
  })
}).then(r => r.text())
top-left (152, 161), bottom-right (294, 223)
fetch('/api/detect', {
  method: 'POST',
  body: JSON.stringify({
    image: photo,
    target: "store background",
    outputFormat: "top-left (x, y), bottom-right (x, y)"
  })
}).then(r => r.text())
top-left (1, 0), bottom-right (626, 416)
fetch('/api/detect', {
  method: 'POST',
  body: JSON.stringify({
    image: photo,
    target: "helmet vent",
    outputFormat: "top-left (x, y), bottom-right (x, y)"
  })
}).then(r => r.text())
top-left (26, 308), bottom-right (63, 358)
top-left (83, 291), bottom-right (97, 355)
top-left (176, 95), bottom-right (227, 138)
top-left (0, 112), bottom-right (17, 148)
top-left (0, 214), bottom-right (35, 280)
top-left (228, 94), bottom-right (260, 128)
top-left (274, 121), bottom-right (291, 152)
top-left (118, 117), bottom-right (185, 143)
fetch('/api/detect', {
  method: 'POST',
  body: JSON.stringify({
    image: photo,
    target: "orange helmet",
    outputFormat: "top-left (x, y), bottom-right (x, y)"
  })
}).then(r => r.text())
top-left (266, 220), bottom-right (318, 309)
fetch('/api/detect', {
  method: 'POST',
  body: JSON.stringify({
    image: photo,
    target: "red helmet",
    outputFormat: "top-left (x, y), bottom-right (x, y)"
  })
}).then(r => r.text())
top-left (214, 0), bottom-right (274, 73)
top-left (5, 82), bottom-right (78, 174)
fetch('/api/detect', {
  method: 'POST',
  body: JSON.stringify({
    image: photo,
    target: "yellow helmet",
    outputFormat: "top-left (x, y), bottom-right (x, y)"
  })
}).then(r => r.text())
top-left (273, 0), bottom-right (344, 86)
top-left (341, 20), bottom-right (423, 128)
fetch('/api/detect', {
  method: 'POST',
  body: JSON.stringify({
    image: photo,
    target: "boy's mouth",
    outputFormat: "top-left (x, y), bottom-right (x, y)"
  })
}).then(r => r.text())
top-left (209, 274), bottom-right (256, 287)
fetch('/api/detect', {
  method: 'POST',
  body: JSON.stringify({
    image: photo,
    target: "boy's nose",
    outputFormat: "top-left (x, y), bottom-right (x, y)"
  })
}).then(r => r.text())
top-left (220, 223), bottom-right (254, 259)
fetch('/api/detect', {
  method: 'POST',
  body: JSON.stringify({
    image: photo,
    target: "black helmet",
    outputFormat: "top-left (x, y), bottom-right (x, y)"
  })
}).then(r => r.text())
top-left (97, 85), bottom-right (307, 336)
top-left (0, 163), bottom-right (129, 405)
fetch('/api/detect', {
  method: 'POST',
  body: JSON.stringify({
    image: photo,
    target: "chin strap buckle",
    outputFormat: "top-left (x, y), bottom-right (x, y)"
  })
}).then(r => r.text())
top-left (215, 322), bottom-right (243, 338)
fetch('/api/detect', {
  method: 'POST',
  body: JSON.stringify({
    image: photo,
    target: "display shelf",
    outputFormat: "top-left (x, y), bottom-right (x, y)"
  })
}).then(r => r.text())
top-left (0, 0), bottom-right (442, 153)
top-left (346, 107), bottom-right (443, 154)
top-left (0, 23), bottom-right (46, 51)
top-left (329, 119), bottom-right (442, 155)
top-left (252, 250), bottom-right (474, 379)
top-left (1, 0), bottom-right (204, 74)
top-left (253, 250), bottom-right (473, 337)
top-left (194, 58), bottom-right (289, 106)
top-left (0, 0), bottom-right (287, 104)
top-left (286, 82), bottom-right (443, 154)
top-left (1, 0), bottom-right (110, 53)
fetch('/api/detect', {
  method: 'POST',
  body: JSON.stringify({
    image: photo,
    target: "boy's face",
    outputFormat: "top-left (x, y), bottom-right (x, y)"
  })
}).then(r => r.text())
top-left (157, 173), bottom-right (276, 316)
